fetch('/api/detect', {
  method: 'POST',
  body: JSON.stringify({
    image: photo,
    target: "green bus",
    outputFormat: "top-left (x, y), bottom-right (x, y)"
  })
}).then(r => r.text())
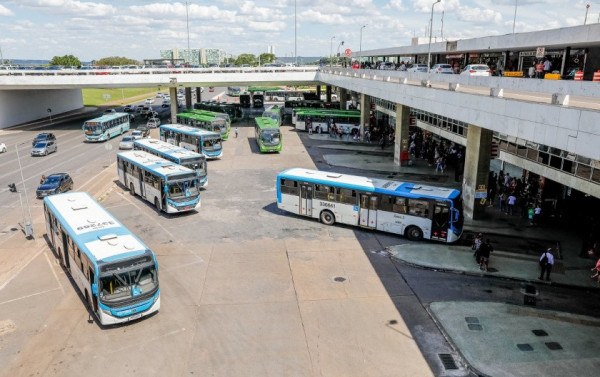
top-left (183, 109), bottom-right (231, 138)
top-left (254, 117), bottom-right (282, 153)
top-left (176, 112), bottom-right (230, 140)
top-left (262, 105), bottom-right (283, 127)
top-left (194, 102), bottom-right (242, 122)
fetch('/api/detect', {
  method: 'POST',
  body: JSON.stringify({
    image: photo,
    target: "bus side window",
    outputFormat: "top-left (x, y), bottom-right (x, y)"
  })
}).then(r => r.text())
top-left (314, 184), bottom-right (331, 200)
top-left (280, 179), bottom-right (299, 196)
top-left (393, 198), bottom-right (408, 214)
top-left (338, 188), bottom-right (357, 205)
top-left (408, 199), bottom-right (429, 217)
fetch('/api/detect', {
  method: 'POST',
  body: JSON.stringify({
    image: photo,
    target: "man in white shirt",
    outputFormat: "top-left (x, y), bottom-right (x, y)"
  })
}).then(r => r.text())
top-left (507, 194), bottom-right (517, 215)
top-left (539, 248), bottom-right (555, 281)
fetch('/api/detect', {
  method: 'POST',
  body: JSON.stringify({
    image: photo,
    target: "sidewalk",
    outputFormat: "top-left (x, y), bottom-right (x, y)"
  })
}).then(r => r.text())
top-left (311, 133), bottom-right (600, 376)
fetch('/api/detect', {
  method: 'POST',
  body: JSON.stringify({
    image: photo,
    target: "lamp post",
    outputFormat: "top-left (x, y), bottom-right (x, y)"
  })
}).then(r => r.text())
top-left (15, 143), bottom-right (33, 238)
top-left (427, 0), bottom-right (441, 70)
top-left (329, 36), bottom-right (335, 67)
top-left (359, 25), bottom-right (367, 67)
top-left (584, 4), bottom-right (590, 25)
top-left (336, 41), bottom-right (345, 66)
top-left (294, 0), bottom-right (297, 67)
top-left (512, 0), bottom-right (518, 33)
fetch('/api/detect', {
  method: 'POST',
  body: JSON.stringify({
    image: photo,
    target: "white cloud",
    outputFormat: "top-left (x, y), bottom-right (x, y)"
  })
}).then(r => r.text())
top-left (16, 0), bottom-right (115, 17)
top-left (300, 9), bottom-right (347, 25)
top-left (246, 20), bottom-right (287, 32)
top-left (456, 6), bottom-right (502, 23)
top-left (129, 3), bottom-right (237, 23)
top-left (0, 4), bottom-right (14, 16)
top-left (388, 0), bottom-right (404, 10)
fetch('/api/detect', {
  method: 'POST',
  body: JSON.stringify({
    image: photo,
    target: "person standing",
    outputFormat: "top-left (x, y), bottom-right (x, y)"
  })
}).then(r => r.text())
top-left (538, 248), bottom-right (555, 281)
top-left (533, 203), bottom-right (542, 225)
top-left (234, 127), bottom-right (239, 138)
top-left (507, 193), bottom-right (517, 215)
top-left (535, 60), bottom-right (544, 79)
top-left (543, 57), bottom-right (552, 74)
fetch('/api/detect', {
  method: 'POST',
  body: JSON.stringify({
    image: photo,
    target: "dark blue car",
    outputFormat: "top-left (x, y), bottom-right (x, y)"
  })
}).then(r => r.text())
top-left (36, 173), bottom-right (73, 198)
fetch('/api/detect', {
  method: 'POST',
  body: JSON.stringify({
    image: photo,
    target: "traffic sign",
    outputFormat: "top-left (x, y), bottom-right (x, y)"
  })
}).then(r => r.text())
top-left (345, 48), bottom-right (352, 57)
top-left (535, 47), bottom-right (545, 58)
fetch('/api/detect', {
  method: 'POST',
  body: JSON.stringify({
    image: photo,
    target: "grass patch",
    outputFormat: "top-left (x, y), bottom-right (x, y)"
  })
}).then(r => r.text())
top-left (82, 87), bottom-right (161, 106)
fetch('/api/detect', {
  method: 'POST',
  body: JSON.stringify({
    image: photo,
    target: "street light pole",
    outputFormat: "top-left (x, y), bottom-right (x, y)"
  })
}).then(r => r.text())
top-left (330, 36), bottom-right (335, 67)
top-left (15, 144), bottom-right (33, 238)
top-left (294, 0), bottom-right (297, 66)
top-left (512, 0), bottom-right (518, 33)
top-left (359, 25), bottom-right (366, 67)
top-left (584, 4), bottom-right (590, 25)
top-left (427, 0), bottom-right (441, 70)
top-left (336, 41), bottom-right (344, 66)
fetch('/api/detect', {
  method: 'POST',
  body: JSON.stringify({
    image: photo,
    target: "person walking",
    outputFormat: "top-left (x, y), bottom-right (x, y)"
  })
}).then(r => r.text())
top-left (507, 193), bottom-right (517, 215)
top-left (538, 248), bottom-right (555, 281)
top-left (234, 127), bottom-right (239, 138)
top-left (478, 239), bottom-right (494, 271)
top-left (472, 233), bottom-right (483, 264)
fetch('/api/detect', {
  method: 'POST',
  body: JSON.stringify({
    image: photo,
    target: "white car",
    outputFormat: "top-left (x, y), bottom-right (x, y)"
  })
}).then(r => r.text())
top-left (461, 64), bottom-right (491, 76)
top-left (147, 117), bottom-right (160, 128)
top-left (407, 64), bottom-right (428, 73)
top-left (144, 98), bottom-right (154, 105)
top-left (131, 130), bottom-right (144, 140)
top-left (430, 64), bottom-right (454, 74)
top-left (0, 142), bottom-right (6, 153)
top-left (119, 136), bottom-right (134, 150)
top-left (379, 62), bottom-right (396, 70)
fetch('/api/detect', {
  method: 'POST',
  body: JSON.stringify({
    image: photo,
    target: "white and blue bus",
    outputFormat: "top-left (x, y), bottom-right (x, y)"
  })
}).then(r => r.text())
top-left (43, 192), bottom-right (160, 326)
top-left (159, 124), bottom-right (223, 159)
top-left (83, 112), bottom-right (131, 142)
top-left (134, 138), bottom-right (208, 188)
top-left (117, 150), bottom-right (201, 213)
top-left (276, 168), bottom-right (463, 242)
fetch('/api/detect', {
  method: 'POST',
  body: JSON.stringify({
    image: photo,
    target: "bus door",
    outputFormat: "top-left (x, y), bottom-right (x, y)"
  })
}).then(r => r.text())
top-left (359, 194), bottom-right (378, 228)
top-left (299, 184), bottom-right (313, 216)
top-left (61, 231), bottom-right (70, 270)
top-left (138, 170), bottom-right (145, 198)
top-left (121, 160), bottom-right (128, 188)
top-left (431, 202), bottom-right (450, 241)
top-left (89, 267), bottom-right (98, 312)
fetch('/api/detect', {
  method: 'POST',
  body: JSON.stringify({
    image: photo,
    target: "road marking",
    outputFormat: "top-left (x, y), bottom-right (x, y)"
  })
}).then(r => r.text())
top-left (0, 288), bottom-right (60, 306)
top-left (44, 251), bottom-right (65, 295)
top-left (0, 245), bottom-right (46, 292)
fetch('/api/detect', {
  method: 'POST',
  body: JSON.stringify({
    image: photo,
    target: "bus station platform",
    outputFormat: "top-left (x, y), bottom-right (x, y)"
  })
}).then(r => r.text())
top-left (304, 130), bottom-right (600, 377)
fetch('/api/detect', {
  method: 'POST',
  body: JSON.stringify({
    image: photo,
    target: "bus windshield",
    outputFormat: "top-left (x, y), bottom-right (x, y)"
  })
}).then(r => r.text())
top-left (203, 137), bottom-right (222, 151)
top-left (84, 124), bottom-right (103, 134)
top-left (181, 156), bottom-right (207, 176)
top-left (260, 130), bottom-right (281, 145)
top-left (167, 179), bottom-right (200, 199)
top-left (99, 264), bottom-right (158, 304)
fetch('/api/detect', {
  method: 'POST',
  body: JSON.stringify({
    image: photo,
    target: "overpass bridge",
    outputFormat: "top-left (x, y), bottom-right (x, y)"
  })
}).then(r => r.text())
top-left (1, 37), bottom-right (599, 219)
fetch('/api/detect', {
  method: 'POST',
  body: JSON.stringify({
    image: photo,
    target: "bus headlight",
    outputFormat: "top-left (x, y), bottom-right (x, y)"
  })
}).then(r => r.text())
top-left (101, 308), bottom-right (112, 316)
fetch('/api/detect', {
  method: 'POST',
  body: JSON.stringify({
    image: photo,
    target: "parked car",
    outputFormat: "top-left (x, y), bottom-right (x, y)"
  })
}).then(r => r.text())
top-left (32, 132), bottom-right (56, 146)
top-left (104, 109), bottom-right (116, 114)
top-left (460, 64), bottom-right (491, 76)
top-left (146, 117), bottom-right (160, 128)
top-left (407, 64), bottom-right (428, 73)
top-left (123, 105), bottom-right (134, 112)
top-left (36, 173), bottom-right (73, 198)
top-left (144, 98), bottom-right (154, 105)
top-left (0, 142), bottom-right (6, 153)
top-left (137, 126), bottom-right (150, 137)
top-left (379, 62), bottom-right (396, 70)
top-left (119, 136), bottom-right (134, 150)
top-left (430, 64), bottom-right (454, 74)
top-left (146, 111), bottom-right (159, 119)
top-left (140, 106), bottom-right (152, 115)
top-left (136, 104), bottom-right (145, 113)
top-left (31, 140), bottom-right (57, 156)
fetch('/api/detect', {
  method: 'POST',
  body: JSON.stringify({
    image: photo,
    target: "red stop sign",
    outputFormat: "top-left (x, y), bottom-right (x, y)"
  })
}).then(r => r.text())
top-left (345, 48), bottom-right (352, 57)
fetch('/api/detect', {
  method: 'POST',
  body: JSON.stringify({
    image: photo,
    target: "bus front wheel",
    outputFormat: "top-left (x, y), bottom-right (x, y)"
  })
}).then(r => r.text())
top-left (405, 226), bottom-right (423, 241)
top-left (320, 210), bottom-right (335, 226)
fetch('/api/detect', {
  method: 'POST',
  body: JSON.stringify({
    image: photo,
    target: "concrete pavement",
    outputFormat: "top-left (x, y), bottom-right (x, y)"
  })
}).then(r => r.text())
top-left (305, 129), bottom-right (600, 377)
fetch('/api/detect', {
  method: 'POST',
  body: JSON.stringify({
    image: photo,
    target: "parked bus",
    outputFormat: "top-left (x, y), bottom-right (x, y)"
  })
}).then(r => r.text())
top-left (43, 192), bottom-right (160, 325)
top-left (227, 86), bottom-right (242, 96)
top-left (183, 109), bottom-right (231, 138)
top-left (254, 117), bottom-right (282, 153)
top-left (133, 138), bottom-right (208, 188)
top-left (159, 124), bottom-right (223, 159)
top-left (194, 102), bottom-right (242, 122)
top-left (283, 99), bottom-right (337, 115)
top-left (262, 105), bottom-right (283, 127)
top-left (176, 111), bottom-right (230, 140)
top-left (263, 89), bottom-right (306, 101)
top-left (293, 109), bottom-right (361, 134)
top-left (83, 112), bottom-right (130, 142)
top-left (117, 150), bottom-right (201, 213)
top-left (276, 168), bottom-right (463, 242)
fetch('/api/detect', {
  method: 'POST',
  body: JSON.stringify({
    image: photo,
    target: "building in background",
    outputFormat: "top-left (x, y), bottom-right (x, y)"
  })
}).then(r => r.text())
top-left (268, 45), bottom-right (275, 55)
top-left (201, 48), bottom-right (225, 66)
top-left (160, 48), bottom-right (201, 66)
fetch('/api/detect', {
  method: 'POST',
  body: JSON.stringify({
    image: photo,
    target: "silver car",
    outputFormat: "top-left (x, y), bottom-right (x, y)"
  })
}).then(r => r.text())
top-left (430, 64), bottom-right (454, 74)
top-left (119, 136), bottom-right (134, 150)
top-left (31, 141), bottom-right (57, 156)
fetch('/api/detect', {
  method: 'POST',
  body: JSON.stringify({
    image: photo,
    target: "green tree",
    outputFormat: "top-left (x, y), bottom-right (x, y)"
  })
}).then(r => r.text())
top-left (258, 53), bottom-right (276, 65)
top-left (49, 54), bottom-right (81, 67)
top-left (234, 54), bottom-right (257, 66)
top-left (95, 56), bottom-right (140, 67)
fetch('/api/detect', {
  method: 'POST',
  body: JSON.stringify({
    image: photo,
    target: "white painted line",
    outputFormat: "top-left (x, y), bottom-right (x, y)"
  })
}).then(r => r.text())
top-left (0, 245), bottom-right (46, 292)
top-left (44, 251), bottom-right (65, 296)
top-left (0, 288), bottom-right (60, 306)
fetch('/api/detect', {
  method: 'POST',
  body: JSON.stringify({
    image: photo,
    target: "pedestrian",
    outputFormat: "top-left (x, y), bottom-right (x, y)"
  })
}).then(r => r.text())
top-left (543, 57), bottom-right (552, 74)
top-left (364, 129), bottom-right (371, 143)
top-left (40, 175), bottom-right (46, 184)
top-left (528, 63), bottom-right (535, 79)
top-left (380, 134), bottom-right (386, 150)
top-left (507, 193), bottom-right (517, 215)
top-left (478, 239), bottom-right (494, 271)
top-left (538, 248), bottom-right (555, 281)
top-left (533, 203), bottom-right (542, 225)
top-left (591, 257), bottom-right (600, 284)
top-left (234, 127), bottom-right (238, 138)
top-left (499, 192), bottom-right (507, 213)
top-left (472, 233), bottom-right (483, 264)
top-left (535, 60), bottom-right (544, 79)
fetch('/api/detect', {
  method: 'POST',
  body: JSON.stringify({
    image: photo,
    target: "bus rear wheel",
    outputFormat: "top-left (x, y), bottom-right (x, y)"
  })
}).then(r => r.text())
top-left (320, 210), bottom-right (335, 226)
top-left (405, 226), bottom-right (423, 241)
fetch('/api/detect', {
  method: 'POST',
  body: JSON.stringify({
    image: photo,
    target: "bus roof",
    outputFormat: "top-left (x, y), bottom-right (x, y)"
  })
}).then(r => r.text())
top-left (294, 108), bottom-right (360, 115)
top-left (278, 168), bottom-right (460, 200)
top-left (117, 150), bottom-right (196, 180)
top-left (255, 117), bottom-right (280, 130)
top-left (160, 123), bottom-right (221, 137)
top-left (182, 109), bottom-right (230, 120)
top-left (133, 139), bottom-right (205, 160)
top-left (177, 112), bottom-right (218, 122)
top-left (43, 192), bottom-right (148, 263)
top-left (247, 86), bottom-right (283, 93)
top-left (85, 112), bottom-right (129, 123)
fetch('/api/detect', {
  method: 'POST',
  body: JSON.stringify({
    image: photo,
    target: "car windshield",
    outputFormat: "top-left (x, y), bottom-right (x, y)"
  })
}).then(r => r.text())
top-left (122, 137), bottom-right (133, 142)
top-left (473, 65), bottom-right (488, 70)
top-left (44, 176), bottom-right (61, 184)
top-left (34, 142), bottom-right (47, 148)
top-left (132, 131), bottom-right (141, 135)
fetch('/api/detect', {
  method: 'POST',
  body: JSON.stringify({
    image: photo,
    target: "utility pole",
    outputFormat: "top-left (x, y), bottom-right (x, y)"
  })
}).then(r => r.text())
top-left (294, 0), bottom-right (297, 66)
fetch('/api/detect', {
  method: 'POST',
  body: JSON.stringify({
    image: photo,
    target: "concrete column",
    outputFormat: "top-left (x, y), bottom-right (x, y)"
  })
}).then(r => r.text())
top-left (339, 88), bottom-right (348, 110)
top-left (561, 47), bottom-right (571, 77)
top-left (196, 87), bottom-right (201, 103)
top-left (325, 85), bottom-right (332, 103)
top-left (462, 124), bottom-right (493, 220)
top-left (316, 85), bottom-right (321, 99)
top-left (394, 104), bottom-right (410, 166)
top-left (185, 87), bottom-right (192, 110)
top-left (359, 94), bottom-right (369, 138)
top-left (169, 87), bottom-right (178, 124)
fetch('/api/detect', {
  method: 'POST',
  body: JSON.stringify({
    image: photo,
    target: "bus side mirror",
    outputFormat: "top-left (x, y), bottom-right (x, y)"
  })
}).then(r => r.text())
top-left (91, 283), bottom-right (98, 295)
top-left (451, 208), bottom-right (459, 222)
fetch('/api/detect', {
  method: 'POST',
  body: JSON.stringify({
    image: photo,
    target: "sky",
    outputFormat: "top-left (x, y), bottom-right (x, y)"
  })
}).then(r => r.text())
top-left (0, 0), bottom-right (596, 62)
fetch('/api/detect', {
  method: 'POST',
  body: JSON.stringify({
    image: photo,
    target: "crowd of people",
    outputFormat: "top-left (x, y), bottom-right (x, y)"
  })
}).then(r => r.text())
top-left (408, 129), bottom-right (465, 181)
top-left (486, 170), bottom-right (544, 225)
